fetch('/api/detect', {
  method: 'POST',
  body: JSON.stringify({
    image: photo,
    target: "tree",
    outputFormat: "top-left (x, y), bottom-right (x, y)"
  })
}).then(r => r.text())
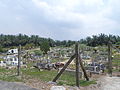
top-left (48, 38), bottom-right (55, 47)
top-left (0, 45), bottom-right (3, 52)
top-left (40, 41), bottom-right (50, 54)
top-left (24, 43), bottom-right (35, 50)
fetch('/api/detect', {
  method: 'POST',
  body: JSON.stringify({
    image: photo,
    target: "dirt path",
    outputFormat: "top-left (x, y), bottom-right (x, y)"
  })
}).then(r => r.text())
top-left (24, 78), bottom-right (53, 90)
top-left (0, 80), bottom-right (37, 90)
top-left (99, 76), bottom-right (120, 90)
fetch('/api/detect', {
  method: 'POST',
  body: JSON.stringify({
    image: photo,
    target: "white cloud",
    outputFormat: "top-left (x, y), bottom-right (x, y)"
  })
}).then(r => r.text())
top-left (15, 16), bottom-right (22, 21)
top-left (0, 1), bottom-right (7, 8)
top-left (0, 0), bottom-right (120, 40)
top-left (26, 0), bottom-right (120, 40)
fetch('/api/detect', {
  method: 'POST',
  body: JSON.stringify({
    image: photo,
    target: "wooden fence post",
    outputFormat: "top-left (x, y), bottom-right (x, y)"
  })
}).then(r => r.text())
top-left (108, 41), bottom-right (112, 76)
top-left (75, 43), bottom-right (80, 87)
top-left (18, 45), bottom-right (21, 76)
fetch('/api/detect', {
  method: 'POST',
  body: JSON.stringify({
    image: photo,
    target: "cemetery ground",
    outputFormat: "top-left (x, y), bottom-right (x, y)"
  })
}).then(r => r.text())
top-left (0, 45), bottom-right (120, 90)
top-left (0, 60), bottom-right (97, 90)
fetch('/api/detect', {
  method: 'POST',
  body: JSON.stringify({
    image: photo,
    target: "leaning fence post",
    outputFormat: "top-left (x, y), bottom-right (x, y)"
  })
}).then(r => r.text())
top-left (79, 55), bottom-right (89, 81)
top-left (52, 54), bottom-right (75, 82)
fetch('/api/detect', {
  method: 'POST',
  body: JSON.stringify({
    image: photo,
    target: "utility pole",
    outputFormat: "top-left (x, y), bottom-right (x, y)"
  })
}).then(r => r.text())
top-left (108, 41), bottom-right (112, 77)
top-left (18, 45), bottom-right (21, 76)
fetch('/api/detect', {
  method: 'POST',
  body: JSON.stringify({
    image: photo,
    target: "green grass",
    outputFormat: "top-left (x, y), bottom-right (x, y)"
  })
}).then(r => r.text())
top-left (0, 68), bottom-right (22, 82)
top-left (112, 59), bottom-right (120, 72)
top-left (0, 68), bottom-right (97, 86)
top-left (0, 58), bottom-right (4, 61)
top-left (58, 72), bottom-right (96, 86)
top-left (22, 68), bottom-right (97, 86)
top-left (79, 80), bottom-right (97, 86)
top-left (0, 62), bottom-right (97, 86)
top-left (0, 68), bottom-right (8, 72)
top-left (112, 69), bottom-right (120, 72)
top-left (51, 58), bottom-right (67, 63)
top-left (0, 75), bottom-right (22, 82)
top-left (22, 68), bottom-right (57, 82)
top-left (112, 54), bottom-right (120, 66)
top-left (51, 59), bottom-right (58, 63)
top-left (58, 80), bottom-right (97, 86)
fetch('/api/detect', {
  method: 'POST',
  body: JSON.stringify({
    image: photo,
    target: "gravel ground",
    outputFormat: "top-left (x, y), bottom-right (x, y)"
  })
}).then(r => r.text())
top-left (99, 76), bottom-right (120, 90)
top-left (0, 80), bottom-right (37, 90)
top-left (25, 79), bottom-right (53, 90)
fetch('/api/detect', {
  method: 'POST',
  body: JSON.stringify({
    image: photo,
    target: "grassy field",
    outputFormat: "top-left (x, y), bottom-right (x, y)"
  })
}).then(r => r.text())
top-left (112, 56), bottom-right (120, 72)
top-left (0, 68), bottom-right (22, 82)
top-left (25, 61), bottom-right (96, 86)
top-left (22, 68), bottom-right (97, 86)
top-left (0, 67), bottom-right (96, 87)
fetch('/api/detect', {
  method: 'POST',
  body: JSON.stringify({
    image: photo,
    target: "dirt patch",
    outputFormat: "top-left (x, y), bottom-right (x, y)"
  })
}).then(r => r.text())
top-left (98, 76), bottom-right (120, 90)
top-left (24, 78), bottom-right (53, 90)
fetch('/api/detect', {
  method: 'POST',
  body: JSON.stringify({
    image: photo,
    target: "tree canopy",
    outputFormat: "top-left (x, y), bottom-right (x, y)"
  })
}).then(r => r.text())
top-left (40, 41), bottom-right (50, 54)
top-left (0, 34), bottom-right (75, 48)
top-left (0, 33), bottom-right (120, 49)
top-left (79, 33), bottom-right (120, 47)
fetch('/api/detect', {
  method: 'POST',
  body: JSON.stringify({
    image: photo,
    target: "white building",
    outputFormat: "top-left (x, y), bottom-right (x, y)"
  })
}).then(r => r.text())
top-left (7, 49), bottom-right (18, 54)
top-left (5, 55), bottom-right (23, 66)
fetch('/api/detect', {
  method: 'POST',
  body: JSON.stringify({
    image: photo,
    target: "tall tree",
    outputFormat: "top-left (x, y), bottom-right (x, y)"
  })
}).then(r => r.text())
top-left (40, 41), bottom-right (50, 54)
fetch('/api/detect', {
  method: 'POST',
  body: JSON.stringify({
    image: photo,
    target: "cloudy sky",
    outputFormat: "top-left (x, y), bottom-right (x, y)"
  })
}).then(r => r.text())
top-left (0, 0), bottom-right (120, 40)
